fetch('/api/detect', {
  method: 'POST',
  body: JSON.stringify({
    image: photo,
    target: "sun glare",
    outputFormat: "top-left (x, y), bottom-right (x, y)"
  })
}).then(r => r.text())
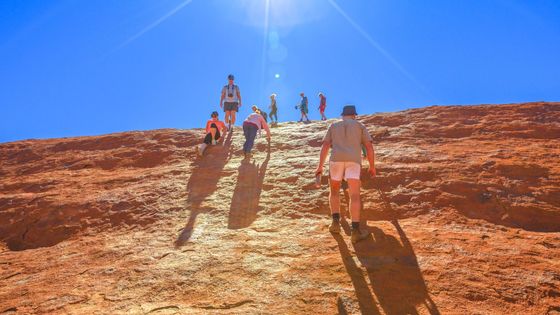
top-left (237, 0), bottom-right (326, 28)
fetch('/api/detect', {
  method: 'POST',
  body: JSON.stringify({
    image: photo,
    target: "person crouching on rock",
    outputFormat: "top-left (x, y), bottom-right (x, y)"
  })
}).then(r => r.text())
top-left (315, 105), bottom-right (376, 244)
top-left (198, 111), bottom-right (227, 156)
top-left (242, 105), bottom-right (271, 159)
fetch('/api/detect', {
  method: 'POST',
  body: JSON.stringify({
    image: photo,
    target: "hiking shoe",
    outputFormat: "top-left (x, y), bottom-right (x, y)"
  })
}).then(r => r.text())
top-left (351, 228), bottom-right (370, 244)
top-left (329, 221), bottom-right (341, 234)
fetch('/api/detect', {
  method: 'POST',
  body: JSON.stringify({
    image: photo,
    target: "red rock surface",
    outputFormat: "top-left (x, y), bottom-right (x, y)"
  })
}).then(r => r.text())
top-left (1, 102), bottom-right (559, 314)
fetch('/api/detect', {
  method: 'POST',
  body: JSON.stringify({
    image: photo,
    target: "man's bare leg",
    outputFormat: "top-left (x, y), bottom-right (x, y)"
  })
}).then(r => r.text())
top-left (347, 179), bottom-right (369, 243)
top-left (328, 179), bottom-right (342, 233)
top-left (231, 111), bottom-right (237, 126)
top-left (225, 111), bottom-right (231, 129)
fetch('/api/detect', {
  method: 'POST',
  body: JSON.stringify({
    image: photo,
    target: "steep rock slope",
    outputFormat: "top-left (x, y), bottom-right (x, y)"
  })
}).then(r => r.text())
top-left (1, 102), bottom-right (559, 314)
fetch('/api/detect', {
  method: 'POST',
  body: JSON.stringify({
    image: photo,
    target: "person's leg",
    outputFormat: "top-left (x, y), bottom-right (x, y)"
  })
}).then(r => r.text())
top-left (243, 124), bottom-right (249, 153)
top-left (199, 133), bottom-right (212, 155)
top-left (345, 162), bottom-right (370, 243)
top-left (203, 133), bottom-right (213, 144)
top-left (245, 124), bottom-right (257, 153)
top-left (214, 128), bottom-right (221, 143)
top-left (328, 161), bottom-right (344, 233)
top-left (209, 125), bottom-right (217, 144)
top-left (330, 180), bottom-right (342, 218)
top-left (347, 179), bottom-right (361, 223)
top-left (225, 110), bottom-right (231, 127)
top-left (231, 106), bottom-right (237, 125)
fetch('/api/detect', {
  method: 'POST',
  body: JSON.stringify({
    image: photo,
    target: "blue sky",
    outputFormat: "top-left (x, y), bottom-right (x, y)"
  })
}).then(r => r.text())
top-left (1, 0), bottom-right (559, 143)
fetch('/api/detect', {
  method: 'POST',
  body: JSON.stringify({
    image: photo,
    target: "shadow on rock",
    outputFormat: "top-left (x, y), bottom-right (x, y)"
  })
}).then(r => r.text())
top-left (335, 220), bottom-right (439, 315)
top-left (176, 132), bottom-right (234, 246)
top-left (228, 145), bottom-right (270, 229)
top-left (362, 221), bottom-right (439, 315)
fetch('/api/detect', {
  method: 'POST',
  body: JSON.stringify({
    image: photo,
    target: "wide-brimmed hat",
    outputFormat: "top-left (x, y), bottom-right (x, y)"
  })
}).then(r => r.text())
top-left (341, 105), bottom-right (357, 116)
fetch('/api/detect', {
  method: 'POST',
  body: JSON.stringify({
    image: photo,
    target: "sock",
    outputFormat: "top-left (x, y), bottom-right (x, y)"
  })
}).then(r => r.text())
top-left (332, 213), bottom-right (340, 222)
top-left (351, 222), bottom-right (360, 230)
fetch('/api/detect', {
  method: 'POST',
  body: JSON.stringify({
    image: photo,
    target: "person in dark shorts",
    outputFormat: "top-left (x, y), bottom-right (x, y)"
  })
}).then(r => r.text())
top-left (269, 93), bottom-right (278, 125)
top-left (198, 111), bottom-right (227, 156)
top-left (296, 92), bottom-right (310, 122)
top-left (220, 74), bottom-right (242, 131)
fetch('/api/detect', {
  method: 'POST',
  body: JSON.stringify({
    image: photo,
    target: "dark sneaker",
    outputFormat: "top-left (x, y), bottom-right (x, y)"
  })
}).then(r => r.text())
top-left (351, 228), bottom-right (370, 244)
top-left (329, 221), bottom-right (341, 234)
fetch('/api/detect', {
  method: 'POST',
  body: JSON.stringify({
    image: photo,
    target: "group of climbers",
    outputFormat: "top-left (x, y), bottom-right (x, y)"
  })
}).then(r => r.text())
top-left (197, 74), bottom-right (376, 244)
top-left (198, 74), bottom-right (271, 158)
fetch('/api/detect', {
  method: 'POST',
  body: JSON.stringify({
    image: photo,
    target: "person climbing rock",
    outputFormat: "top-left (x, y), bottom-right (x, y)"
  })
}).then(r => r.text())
top-left (242, 105), bottom-right (271, 159)
top-left (197, 111), bottom-right (227, 156)
top-left (315, 105), bottom-right (376, 244)
top-left (296, 92), bottom-right (310, 122)
top-left (269, 93), bottom-right (278, 126)
top-left (318, 92), bottom-right (327, 121)
top-left (220, 74), bottom-right (242, 131)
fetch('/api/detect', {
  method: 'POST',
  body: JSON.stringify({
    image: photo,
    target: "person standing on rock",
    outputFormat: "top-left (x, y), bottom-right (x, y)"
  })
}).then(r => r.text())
top-left (269, 93), bottom-right (278, 126)
top-left (242, 105), bottom-right (271, 159)
top-left (296, 92), bottom-right (310, 122)
top-left (220, 74), bottom-right (242, 131)
top-left (315, 105), bottom-right (376, 244)
top-left (318, 92), bottom-right (327, 121)
top-left (197, 111), bottom-right (227, 156)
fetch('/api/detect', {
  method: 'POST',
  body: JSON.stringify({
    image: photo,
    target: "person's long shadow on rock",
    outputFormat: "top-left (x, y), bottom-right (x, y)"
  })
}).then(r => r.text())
top-left (335, 179), bottom-right (440, 314)
top-left (228, 143), bottom-right (270, 229)
top-left (333, 233), bottom-right (382, 315)
top-left (175, 131), bottom-right (234, 247)
top-left (355, 220), bottom-right (440, 315)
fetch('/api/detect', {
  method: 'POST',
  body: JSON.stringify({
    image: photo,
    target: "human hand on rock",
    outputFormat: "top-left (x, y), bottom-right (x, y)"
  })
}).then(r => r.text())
top-left (368, 167), bottom-right (376, 178)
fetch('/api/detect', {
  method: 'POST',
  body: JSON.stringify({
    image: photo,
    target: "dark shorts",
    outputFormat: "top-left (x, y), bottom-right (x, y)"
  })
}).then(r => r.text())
top-left (224, 102), bottom-right (239, 112)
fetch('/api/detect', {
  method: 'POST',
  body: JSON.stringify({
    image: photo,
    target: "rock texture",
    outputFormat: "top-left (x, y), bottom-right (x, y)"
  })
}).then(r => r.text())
top-left (1, 102), bottom-right (559, 314)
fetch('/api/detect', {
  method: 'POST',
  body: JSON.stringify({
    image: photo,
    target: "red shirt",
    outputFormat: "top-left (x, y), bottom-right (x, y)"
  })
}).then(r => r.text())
top-left (319, 96), bottom-right (327, 110)
top-left (205, 119), bottom-right (226, 133)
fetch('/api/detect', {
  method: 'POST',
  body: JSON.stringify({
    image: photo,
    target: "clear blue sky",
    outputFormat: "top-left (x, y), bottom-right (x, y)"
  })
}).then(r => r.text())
top-left (1, 0), bottom-right (559, 143)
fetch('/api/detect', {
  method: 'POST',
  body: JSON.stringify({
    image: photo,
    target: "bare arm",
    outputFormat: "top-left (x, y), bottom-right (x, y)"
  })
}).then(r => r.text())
top-left (365, 141), bottom-right (376, 177)
top-left (315, 141), bottom-right (331, 175)
top-left (220, 89), bottom-right (225, 108)
top-left (260, 116), bottom-right (271, 138)
top-left (237, 88), bottom-right (242, 107)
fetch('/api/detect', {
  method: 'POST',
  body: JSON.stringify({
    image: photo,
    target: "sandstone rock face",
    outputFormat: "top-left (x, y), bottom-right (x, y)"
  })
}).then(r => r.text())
top-left (1, 102), bottom-right (559, 314)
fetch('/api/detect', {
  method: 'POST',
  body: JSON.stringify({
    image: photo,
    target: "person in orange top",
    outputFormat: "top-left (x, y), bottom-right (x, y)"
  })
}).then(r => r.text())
top-left (198, 111), bottom-right (227, 156)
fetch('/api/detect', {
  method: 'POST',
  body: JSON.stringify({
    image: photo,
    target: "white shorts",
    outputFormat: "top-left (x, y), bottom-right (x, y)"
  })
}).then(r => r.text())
top-left (329, 161), bottom-right (361, 181)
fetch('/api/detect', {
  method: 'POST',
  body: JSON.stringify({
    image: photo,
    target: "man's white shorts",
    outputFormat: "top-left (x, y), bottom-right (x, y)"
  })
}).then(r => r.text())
top-left (329, 161), bottom-right (361, 181)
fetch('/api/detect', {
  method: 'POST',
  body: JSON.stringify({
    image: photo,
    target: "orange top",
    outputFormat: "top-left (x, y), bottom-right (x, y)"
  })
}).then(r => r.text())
top-left (205, 119), bottom-right (226, 133)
